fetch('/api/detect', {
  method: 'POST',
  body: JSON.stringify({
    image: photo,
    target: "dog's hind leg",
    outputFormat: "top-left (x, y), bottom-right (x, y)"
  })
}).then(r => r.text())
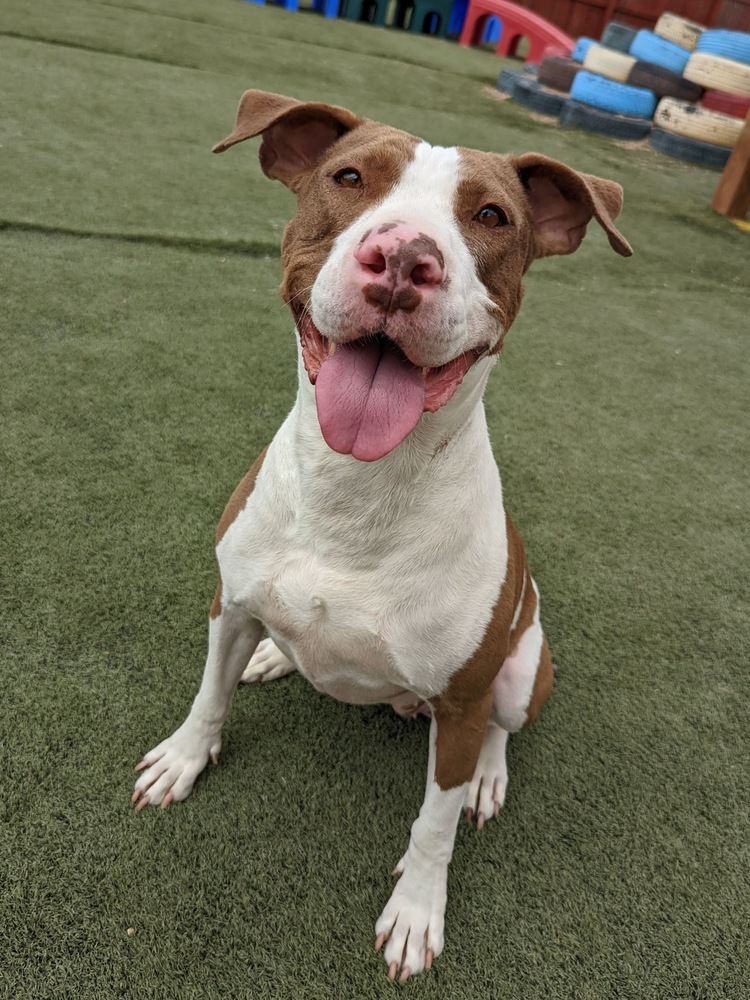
top-left (240, 637), bottom-right (297, 684)
top-left (463, 576), bottom-right (554, 827)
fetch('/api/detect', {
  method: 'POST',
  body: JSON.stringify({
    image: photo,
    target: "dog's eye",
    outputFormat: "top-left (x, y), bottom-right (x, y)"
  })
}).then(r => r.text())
top-left (473, 205), bottom-right (509, 228)
top-left (334, 168), bottom-right (363, 189)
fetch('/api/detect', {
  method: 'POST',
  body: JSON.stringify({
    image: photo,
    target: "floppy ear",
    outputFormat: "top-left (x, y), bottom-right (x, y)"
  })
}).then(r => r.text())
top-left (515, 153), bottom-right (632, 259)
top-left (212, 89), bottom-right (362, 189)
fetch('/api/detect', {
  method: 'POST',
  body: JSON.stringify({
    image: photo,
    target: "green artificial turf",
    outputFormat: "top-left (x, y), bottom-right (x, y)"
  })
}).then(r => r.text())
top-left (1, 1), bottom-right (749, 997)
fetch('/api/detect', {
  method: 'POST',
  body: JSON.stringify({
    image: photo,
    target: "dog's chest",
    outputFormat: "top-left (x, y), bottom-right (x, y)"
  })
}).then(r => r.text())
top-left (218, 423), bottom-right (507, 702)
top-left (231, 543), bottom-right (409, 699)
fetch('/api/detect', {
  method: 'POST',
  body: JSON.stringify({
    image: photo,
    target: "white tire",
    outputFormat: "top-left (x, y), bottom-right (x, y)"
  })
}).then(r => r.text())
top-left (654, 13), bottom-right (705, 52)
top-left (583, 43), bottom-right (637, 83)
top-left (654, 96), bottom-right (744, 148)
top-left (683, 52), bottom-right (750, 95)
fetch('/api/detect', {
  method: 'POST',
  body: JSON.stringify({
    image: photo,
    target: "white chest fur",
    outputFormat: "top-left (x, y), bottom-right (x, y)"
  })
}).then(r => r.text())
top-left (216, 366), bottom-right (508, 704)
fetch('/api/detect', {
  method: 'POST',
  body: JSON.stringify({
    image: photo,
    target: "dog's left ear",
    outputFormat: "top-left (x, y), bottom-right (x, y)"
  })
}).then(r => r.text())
top-left (515, 153), bottom-right (632, 259)
top-left (212, 89), bottom-right (361, 189)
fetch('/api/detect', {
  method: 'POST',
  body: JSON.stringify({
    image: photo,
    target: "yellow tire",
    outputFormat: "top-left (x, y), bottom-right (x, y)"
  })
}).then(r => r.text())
top-left (654, 97), bottom-right (744, 148)
top-left (654, 13), bottom-right (705, 52)
top-left (683, 52), bottom-right (750, 95)
top-left (583, 43), bottom-right (637, 83)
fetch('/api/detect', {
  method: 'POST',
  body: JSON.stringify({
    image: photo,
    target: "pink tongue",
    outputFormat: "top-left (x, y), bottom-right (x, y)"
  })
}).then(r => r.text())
top-left (315, 339), bottom-right (426, 462)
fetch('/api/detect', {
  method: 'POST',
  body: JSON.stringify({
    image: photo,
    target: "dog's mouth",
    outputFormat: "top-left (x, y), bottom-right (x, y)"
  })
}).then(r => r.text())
top-left (296, 310), bottom-right (482, 462)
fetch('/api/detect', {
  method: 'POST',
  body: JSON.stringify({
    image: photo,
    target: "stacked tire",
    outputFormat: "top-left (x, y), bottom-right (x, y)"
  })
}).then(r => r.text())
top-left (495, 13), bottom-right (750, 171)
top-left (495, 63), bottom-right (570, 116)
top-left (651, 21), bottom-right (750, 166)
top-left (559, 32), bottom-right (659, 140)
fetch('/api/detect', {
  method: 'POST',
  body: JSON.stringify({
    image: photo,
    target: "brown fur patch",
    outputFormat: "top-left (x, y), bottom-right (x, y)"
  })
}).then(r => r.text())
top-left (210, 447), bottom-right (268, 619)
top-left (215, 447), bottom-right (268, 546)
top-left (453, 149), bottom-right (534, 344)
top-left (524, 637), bottom-right (554, 728)
top-left (432, 512), bottom-right (527, 790)
top-left (508, 568), bottom-right (535, 650)
top-left (279, 124), bottom-right (419, 318)
top-left (210, 582), bottom-right (223, 621)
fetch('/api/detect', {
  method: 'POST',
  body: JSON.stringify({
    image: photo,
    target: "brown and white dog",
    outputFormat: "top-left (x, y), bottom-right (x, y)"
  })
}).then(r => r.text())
top-left (133, 90), bottom-right (631, 980)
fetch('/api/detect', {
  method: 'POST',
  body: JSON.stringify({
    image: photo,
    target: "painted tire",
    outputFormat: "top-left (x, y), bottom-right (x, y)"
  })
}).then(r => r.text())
top-left (701, 88), bottom-right (750, 118)
top-left (684, 52), bottom-right (750, 96)
top-left (695, 29), bottom-right (750, 65)
top-left (496, 68), bottom-right (525, 95)
top-left (538, 56), bottom-right (581, 93)
top-left (629, 29), bottom-right (691, 76)
top-left (512, 77), bottom-right (567, 116)
top-left (654, 13), bottom-right (705, 52)
top-left (560, 99), bottom-right (652, 139)
top-left (583, 43), bottom-right (636, 83)
top-left (626, 60), bottom-right (704, 101)
top-left (654, 96), bottom-right (744, 147)
top-left (600, 21), bottom-right (638, 54)
top-left (572, 37), bottom-right (596, 62)
top-left (570, 70), bottom-right (658, 118)
top-left (649, 125), bottom-right (731, 167)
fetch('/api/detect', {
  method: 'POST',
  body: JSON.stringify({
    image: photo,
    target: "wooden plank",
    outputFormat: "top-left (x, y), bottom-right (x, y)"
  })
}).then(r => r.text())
top-left (525, 0), bottom-right (721, 37)
top-left (711, 114), bottom-right (750, 219)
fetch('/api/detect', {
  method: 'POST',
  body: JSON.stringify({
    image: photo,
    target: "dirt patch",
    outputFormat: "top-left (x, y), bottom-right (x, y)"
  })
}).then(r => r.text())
top-left (527, 111), bottom-right (559, 126)
top-left (484, 85), bottom-right (511, 102)
top-left (612, 137), bottom-right (651, 151)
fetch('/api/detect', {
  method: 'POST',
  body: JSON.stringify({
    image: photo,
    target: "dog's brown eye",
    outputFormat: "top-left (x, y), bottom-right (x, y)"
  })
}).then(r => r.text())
top-left (334, 168), bottom-right (363, 189)
top-left (474, 205), bottom-right (509, 228)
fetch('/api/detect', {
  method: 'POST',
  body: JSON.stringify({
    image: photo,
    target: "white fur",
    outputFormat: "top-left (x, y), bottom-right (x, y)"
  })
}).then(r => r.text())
top-left (311, 142), bottom-right (501, 366)
top-left (376, 719), bottom-right (457, 978)
top-left (492, 580), bottom-right (544, 733)
top-left (217, 358), bottom-right (506, 704)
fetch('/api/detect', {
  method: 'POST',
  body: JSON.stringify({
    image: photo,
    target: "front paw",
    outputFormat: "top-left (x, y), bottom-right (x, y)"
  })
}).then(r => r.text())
top-left (374, 860), bottom-right (447, 981)
top-left (131, 721), bottom-right (220, 811)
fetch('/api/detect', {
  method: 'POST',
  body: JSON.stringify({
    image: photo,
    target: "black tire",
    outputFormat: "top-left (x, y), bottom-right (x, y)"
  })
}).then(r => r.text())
top-left (559, 99), bottom-right (653, 139)
top-left (649, 125), bottom-right (731, 167)
top-left (496, 68), bottom-right (525, 95)
top-left (538, 56), bottom-right (581, 93)
top-left (512, 77), bottom-right (567, 115)
top-left (601, 21), bottom-right (638, 54)
top-left (627, 60), bottom-right (704, 101)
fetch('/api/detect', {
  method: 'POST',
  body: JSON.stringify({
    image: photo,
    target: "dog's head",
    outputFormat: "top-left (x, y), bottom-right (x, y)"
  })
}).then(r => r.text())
top-left (214, 90), bottom-right (631, 462)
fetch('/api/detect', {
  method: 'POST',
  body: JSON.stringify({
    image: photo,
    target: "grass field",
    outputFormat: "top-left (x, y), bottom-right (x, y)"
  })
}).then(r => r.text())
top-left (2, 1), bottom-right (749, 997)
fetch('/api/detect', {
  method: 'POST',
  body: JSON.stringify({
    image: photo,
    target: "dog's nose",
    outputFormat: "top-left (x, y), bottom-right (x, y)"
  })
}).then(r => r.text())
top-left (354, 224), bottom-right (445, 313)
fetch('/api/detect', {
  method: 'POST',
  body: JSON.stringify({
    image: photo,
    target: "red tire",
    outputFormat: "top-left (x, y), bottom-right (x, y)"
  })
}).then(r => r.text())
top-left (701, 89), bottom-right (750, 118)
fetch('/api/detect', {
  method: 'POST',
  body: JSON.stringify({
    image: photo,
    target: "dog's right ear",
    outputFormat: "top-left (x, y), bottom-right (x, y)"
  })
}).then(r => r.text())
top-left (212, 89), bottom-right (361, 190)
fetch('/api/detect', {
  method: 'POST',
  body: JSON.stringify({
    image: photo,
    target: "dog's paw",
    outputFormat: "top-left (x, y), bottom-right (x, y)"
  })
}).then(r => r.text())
top-left (240, 638), bottom-right (296, 684)
top-left (389, 691), bottom-right (432, 720)
top-left (132, 722), bottom-right (219, 811)
top-left (375, 863), bottom-right (446, 981)
top-left (463, 723), bottom-right (508, 828)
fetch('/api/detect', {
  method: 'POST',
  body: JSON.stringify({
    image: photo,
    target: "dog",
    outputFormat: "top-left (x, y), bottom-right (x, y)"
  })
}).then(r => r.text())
top-left (133, 89), bottom-right (631, 981)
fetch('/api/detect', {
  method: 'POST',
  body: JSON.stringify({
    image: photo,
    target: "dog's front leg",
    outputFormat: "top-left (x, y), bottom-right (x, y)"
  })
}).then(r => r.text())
top-left (132, 599), bottom-right (263, 810)
top-left (375, 691), bottom-right (493, 980)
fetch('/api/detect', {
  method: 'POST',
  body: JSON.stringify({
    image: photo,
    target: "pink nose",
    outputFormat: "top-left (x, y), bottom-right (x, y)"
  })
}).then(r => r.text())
top-left (353, 224), bottom-right (445, 313)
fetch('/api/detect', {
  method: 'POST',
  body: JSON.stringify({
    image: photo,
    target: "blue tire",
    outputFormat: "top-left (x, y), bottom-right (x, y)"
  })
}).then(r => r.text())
top-left (570, 70), bottom-right (657, 119)
top-left (572, 37), bottom-right (596, 62)
top-left (695, 29), bottom-right (750, 65)
top-left (629, 29), bottom-right (690, 75)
